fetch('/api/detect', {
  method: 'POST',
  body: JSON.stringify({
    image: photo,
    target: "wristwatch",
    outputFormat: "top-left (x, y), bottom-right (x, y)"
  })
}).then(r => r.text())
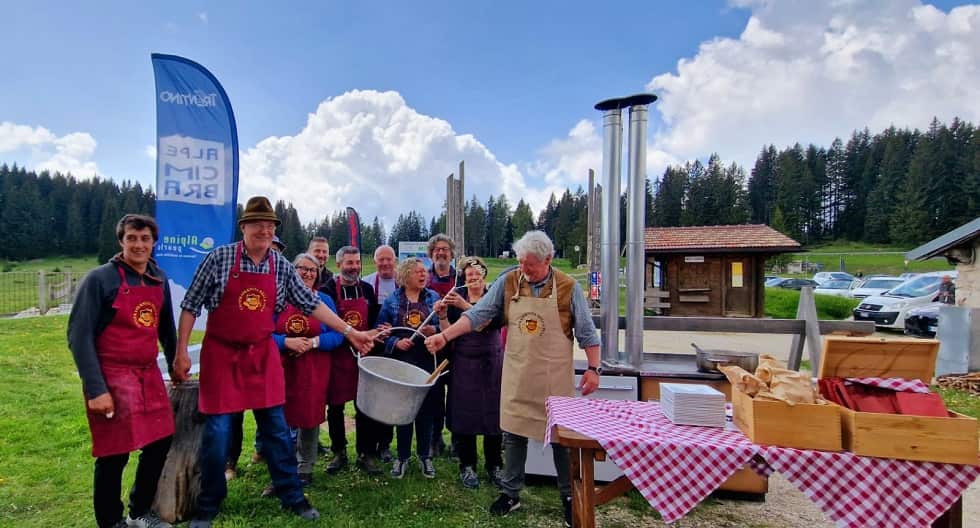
top-left (343, 324), bottom-right (353, 337)
top-left (586, 365), bottom-right (603, 375)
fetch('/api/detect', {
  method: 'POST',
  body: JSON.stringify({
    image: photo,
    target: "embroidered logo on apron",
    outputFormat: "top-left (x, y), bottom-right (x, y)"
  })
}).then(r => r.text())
top-left (239, 287), bottom-right (268, 311)
top-left (132, 301), bottom-right (159, 328)
top-left (344, 311), bottom-right (363, 328)
top-left (405, 309), bottom-right (424, 328)
top-left (286, 313), bottom-right (309, 335)
top-left (516, 312), bottom-right (546, 336)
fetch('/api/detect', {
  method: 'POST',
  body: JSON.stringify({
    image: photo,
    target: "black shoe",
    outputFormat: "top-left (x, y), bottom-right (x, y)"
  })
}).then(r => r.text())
top-left (317, 442), bottom-right (328, 456)
top-left (379, 447), bottom-right (394, 463)
top-left (356, 454), bottom-right (383, 476)
top-left (459, 466), bottom-right (479, 489)
top-left (421, 457), bottom-right (436, 479)
top-left (298, 472), bottom-right (313, 487)
top-left (562, 495), bottom-right (573, 527)
top-left (489, 493), bottom-right (521, 516)
top-left (487, 466), bottom-right (504, 488)
top-left (289, 499), bottom-right (320, 521)
top-left (325, 452), bottom-right (348, 474)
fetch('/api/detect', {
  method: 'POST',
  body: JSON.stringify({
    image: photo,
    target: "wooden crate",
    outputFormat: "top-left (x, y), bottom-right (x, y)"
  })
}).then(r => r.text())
top-left (732, 387), bottom-right (842, 451)
top-left (818, 336), bottom-right (979, 465)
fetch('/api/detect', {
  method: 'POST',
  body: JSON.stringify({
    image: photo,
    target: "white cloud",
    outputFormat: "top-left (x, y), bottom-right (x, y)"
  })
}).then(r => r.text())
top-left (239, 90), bottom-right (533, 226)
top-left (646, 0), bottom-right (980, 169)
top-left (0, 121), bottom-right (100, 177)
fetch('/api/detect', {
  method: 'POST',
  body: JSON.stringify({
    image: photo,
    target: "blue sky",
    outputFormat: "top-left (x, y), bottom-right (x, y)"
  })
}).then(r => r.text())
top-left (2, 1), bottom-right (978, 226)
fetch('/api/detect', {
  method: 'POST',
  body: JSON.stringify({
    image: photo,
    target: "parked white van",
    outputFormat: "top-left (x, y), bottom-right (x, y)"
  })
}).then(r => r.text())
top-left (852, 271), bottom-right (957, 330)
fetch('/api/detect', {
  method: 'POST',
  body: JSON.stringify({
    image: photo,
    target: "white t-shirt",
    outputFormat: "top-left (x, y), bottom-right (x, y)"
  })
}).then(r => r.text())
top-left (363, 272), bottom-right (397, 304)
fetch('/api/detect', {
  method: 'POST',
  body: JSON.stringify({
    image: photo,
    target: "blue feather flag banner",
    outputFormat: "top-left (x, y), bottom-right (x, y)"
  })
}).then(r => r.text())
top-left (151, 53), bottom-right (239, 322)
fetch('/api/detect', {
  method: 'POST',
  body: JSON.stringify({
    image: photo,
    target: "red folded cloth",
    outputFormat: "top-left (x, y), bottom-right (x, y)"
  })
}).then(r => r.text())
top-left (848, 384), bottom-right (898, 414)
top-left (894, 392), bottom-right (949, 417)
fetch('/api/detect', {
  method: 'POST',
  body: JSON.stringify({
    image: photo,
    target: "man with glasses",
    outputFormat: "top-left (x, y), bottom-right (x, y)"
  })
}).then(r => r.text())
top-left (320, 246), bottom-right (388, 476)
top-left (425, 234), bottom-right (458, 458)
top-left (172, 197), bottom-right (377, 527)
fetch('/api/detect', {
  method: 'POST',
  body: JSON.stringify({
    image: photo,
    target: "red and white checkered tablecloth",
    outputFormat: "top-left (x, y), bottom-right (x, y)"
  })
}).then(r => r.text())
top-left (763, 446), bottom-right (980, 528)
top-left (546, 396), bottom-right (979, 527)
top-left (845, 377), bottom-right (932, 393)
top-left (545, 396), bottom-right (763, 523)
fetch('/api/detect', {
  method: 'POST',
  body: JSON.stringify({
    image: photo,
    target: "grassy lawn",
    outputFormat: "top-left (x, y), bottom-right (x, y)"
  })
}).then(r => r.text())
top-left (764, 288), bottom-right (860, 320)
top-left (3, 315), bottom-right (977, 526)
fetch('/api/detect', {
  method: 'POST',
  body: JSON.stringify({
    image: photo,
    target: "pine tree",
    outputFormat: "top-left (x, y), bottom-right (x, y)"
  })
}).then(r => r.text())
top-left (97, 199), bottom-right (121, 264)
top-left (511, 199), bottom-right (536, 239)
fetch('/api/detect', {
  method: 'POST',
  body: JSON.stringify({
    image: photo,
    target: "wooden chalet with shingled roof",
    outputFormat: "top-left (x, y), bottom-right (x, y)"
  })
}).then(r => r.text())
top-left (644, 224), bottom-right (802, 318)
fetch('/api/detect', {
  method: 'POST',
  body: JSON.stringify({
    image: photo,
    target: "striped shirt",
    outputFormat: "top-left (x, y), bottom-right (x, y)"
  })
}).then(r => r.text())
top-left (180, 242), bottom-right (320, 317)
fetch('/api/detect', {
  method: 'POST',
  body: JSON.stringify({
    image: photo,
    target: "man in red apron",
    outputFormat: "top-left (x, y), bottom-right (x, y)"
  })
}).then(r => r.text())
top-left (426, 233), bottom-right (458, 458)
top-left (321, 246), bottom-right (388, 475)
top-left (171, 196), bottom-right (376, 528)
top-left (426, 230), bottom-right (602, 528)
top-left (68, 214), bottom-right (177, 528)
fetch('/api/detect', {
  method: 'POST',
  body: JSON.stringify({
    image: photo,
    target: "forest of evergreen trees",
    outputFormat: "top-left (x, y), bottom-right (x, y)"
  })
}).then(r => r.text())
top-left (1, 117), bottom-right (976, 263)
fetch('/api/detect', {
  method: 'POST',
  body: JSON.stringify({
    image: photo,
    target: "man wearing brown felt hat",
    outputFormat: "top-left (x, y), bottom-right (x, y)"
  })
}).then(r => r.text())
top-left (173, 196), bottom-right (381, 527)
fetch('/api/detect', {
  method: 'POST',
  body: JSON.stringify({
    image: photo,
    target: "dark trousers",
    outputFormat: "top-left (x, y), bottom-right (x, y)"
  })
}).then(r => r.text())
top-left (326, 404), bottom-right (347, 454)
top-left (499, 432), bottom-right (571, 499)
top-left (455, 432), bottom-right (502, 472)
top-left (93, 435), bottom-right (172, 528)
top-left (355, 404), bottom-right (386, 456)
top-left (196, 406), bottom-right (305, 519)
top-left (431, 377), bottom-right (448, 446)
top-left (396, 410), bottom-right (434, 461)
top-left (227, 411), bottom-right (244, 466)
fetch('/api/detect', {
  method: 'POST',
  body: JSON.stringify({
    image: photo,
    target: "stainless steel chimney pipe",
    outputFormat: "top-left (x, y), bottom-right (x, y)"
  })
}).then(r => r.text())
top-left (595, 102), bottom-right (623, 365)
top-left (594, 93), bottom-right (658, 370)
top-left (626, 100), bottom-right (654, 369)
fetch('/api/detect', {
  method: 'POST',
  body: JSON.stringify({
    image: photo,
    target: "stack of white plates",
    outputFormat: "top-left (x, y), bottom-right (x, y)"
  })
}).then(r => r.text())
top-left (660, 383), bottom-right (726, 428)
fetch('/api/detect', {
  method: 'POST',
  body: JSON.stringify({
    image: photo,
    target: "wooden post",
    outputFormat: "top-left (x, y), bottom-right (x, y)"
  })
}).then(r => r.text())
top-left (789, 287), bottom-right (822, 371)
top-left (153, 380), bottom-right (204, 523)
top-left (37, 271), bottom-right (47, 314)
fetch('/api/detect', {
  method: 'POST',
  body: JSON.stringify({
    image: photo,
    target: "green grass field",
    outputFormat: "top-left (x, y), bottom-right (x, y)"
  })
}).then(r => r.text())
top-left (0, 316), bottom-right (775, 528)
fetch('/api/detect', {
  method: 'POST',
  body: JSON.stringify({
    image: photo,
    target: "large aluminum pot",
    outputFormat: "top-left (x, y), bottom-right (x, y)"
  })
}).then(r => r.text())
top-left (691, 343), bottom-right (759, 374)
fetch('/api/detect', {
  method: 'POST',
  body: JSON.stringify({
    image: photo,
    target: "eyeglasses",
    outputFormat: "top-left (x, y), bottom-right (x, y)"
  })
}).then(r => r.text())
top-left (296, 266), bottom-right (318, 275)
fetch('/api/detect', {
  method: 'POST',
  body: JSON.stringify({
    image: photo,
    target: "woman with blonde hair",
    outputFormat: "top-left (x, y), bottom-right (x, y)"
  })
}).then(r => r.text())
top-left (377, 257), bottom-right (442, 479)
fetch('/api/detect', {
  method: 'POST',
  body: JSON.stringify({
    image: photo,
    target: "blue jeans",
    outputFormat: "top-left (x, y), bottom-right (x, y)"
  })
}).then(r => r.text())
top-left (196, 406), bottom-right (305, 519)
top-left (396, 411), bottom-right (434, 461)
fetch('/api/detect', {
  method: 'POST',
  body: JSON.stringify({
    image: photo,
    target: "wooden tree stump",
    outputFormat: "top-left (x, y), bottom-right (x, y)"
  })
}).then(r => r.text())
top-left (153, 380), bottom-right (204, 523)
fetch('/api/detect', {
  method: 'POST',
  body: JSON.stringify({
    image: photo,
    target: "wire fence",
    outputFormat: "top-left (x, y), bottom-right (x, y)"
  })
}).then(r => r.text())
top-left (0, 271), bottom-right (87, 317)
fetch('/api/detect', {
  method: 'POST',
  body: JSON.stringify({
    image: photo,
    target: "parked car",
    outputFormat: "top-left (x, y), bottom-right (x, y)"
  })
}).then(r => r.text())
top-left (764, 276), bottom-right (785, 287)
top-left (904, 302), bottom-right (941, 338)
top-left (898, 272), bottom-right (920, 280)
top-left (852, 271), bottom-right (957, 330)
top-left (813, 279), bottom-right (854, 297)
top-left (812, 271), bottom-right (856, 285)
top-left (848, 276), bottom-right (905, 300)
top-left (770, 278), bottom-right (820, 290)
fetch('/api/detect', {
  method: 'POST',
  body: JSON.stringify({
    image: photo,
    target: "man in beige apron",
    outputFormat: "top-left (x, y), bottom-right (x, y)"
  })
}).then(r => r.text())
top-left (426, 230), bottom-right (601, 528)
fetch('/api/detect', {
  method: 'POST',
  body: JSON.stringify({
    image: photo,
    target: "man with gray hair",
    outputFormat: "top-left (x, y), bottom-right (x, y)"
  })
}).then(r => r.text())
top-left (425, 233), bottom-right (457, 458)
top-left (320, 246), bottom-right (387, 475)
top-left (425, 230), bottom-right (601, 528)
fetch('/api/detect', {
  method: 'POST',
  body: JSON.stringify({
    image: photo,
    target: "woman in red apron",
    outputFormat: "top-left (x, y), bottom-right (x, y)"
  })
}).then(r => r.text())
top-left (67, 215), bottom-right (176, 528)
top-left (274, 253), bottom-right (344, 484)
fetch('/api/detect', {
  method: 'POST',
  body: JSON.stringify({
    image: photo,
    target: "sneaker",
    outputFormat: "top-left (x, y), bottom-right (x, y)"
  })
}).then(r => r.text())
top-left (111, 521), bottom-right (129, 528)
top-left (562, 495), bottom-right (573, 527)
top-left (390, 458), bottom-right (408, 479)
top-left (379, 447), bottom-right (394, 463)
top-left (421, 457), bottom-right (436, 479)
top-left (260, 483), bottom-right (276, 498)
top-left (487, 466), bottom-right (504, 488)
top-left (188, 519), bottom-right (212, 528)
top-left (289, 499), bottom-right (320, 521)
top-left (126, 512), bottom-right (172, 528)
top-left (488, 493), bottom-right (521, 516)
top-left (459, 466), bottom-right (479, 489)
top-left (356, 454), bottom-right (383, 476)
top-left (325, 452), bottom-right (348, 474)
top-left (298, 473), bottom-right (313, 487)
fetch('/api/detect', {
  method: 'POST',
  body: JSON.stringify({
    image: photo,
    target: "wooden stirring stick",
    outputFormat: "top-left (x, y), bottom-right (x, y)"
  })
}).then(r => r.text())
top-left (425, 359), bottom-right (450, 385)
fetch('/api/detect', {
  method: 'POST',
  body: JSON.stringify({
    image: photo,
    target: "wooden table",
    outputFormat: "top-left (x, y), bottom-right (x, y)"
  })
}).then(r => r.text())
top-left (553, 425), bottom-right (964, 528)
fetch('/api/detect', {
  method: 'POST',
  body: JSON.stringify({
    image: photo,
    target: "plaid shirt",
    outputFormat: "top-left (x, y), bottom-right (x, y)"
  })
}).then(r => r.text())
top-left (180, 242), bottom-right (319, 317)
